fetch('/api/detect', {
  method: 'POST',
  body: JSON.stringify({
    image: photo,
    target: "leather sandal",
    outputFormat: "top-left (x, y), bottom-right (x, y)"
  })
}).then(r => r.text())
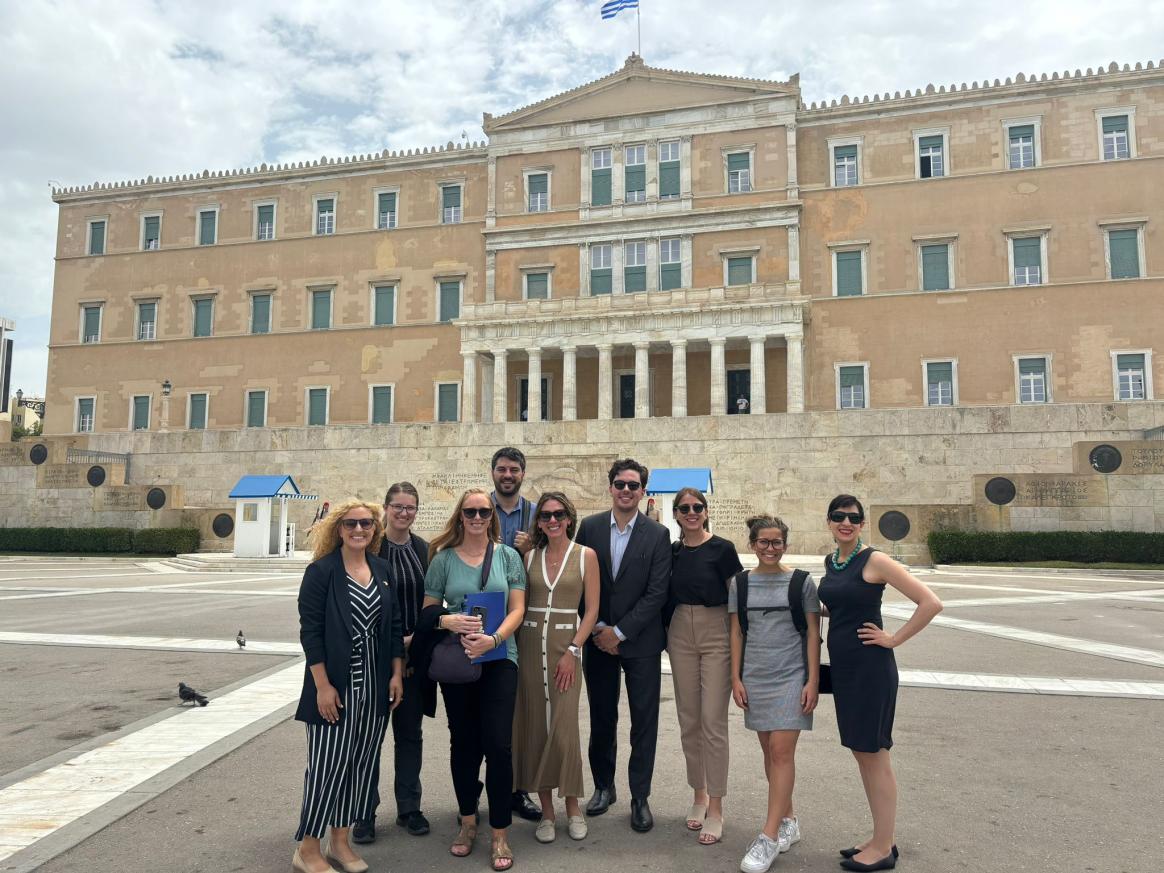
top-left (491, 841), bottom-right (514, 871)
top-left (698, 816), bottom-right (723, 845)
top-left (685, 802), bottom-right (707, 830)
top-left (450, 815), bottom-right (477, 857)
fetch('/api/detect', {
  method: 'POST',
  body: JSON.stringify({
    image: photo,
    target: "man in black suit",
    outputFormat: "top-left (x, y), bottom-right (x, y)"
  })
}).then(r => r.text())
top-left (575, 458), bottom-right (671, 832)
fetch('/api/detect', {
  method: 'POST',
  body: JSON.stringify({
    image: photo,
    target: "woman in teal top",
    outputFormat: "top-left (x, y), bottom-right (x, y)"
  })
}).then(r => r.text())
top-left (422, 488), bottom-right (526, 872)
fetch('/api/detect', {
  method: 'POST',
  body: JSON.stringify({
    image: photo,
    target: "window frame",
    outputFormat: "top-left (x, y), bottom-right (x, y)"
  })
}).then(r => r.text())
top-left (523, 169), bottom-right (551, 213)
top-left (659, 237), bottom-right (683, 291)
top-left (370, 283), bottom-right (397, 326)
top-left (1095, 107), bottom-right (1137, 161)
top-left (86, 217), bottom-right (108, 256)
top-left (521, 268), bottom-right (552, 301)
top-left (435, 277), bottom-right (464, 323)
top-left (368, 383), bottom-right (395, 425)
top-left (916, 239), bottom-right (956, 291)
top-left (135, 298), bottom-right (159, 341)
top-left (722, 252), bottom-right (757, 287)
top-left (79, 302), bottom-right (103, 344)
top-left (434, 381), bottom-right (462, 423)
top-left (305, 386), bottom-right (330, 427)
top-left (1012, 354), bottom-right (1052, 404)
top-left (624, 240), bottom-right (648, 292)
top-left (309, 287), bottom-right (333, 330)
top-left (589, 243), bottom-right (613, 296)
top-left (913, 128), bottom-right (951, 179)
top-left (129, 394), bottom-right (152, 431)
top-left (1007, 232), bottom-right (1049, 286)
top-left (75, 395), bottom-right (97, 434)
top-left (140, 211), bottom-right (162, 251)
top-left (922, 358), bottom-right (959, 407)
top-left (623, 144), bottom-right (647, 203)
top-left (1003, 116), bottom-right (1042, 170)
top-left (312, 193), bottom-right (337, 236)
top-left (724, 147), bottom-right (754, 194)
top-left (249, 291), bottom-right (273, 335)
top-left (1110, 349), bottom-right (1153, 401)
top-left (253, 199), bottom-right (277, 241)
top-left (830, 244), bottom-right (868, 297)
top-left (439, 182), bottom-right (464, 224)
top-left (828, 136), bottom-right (863, 188)
top-left (657, 140), bottom-right (681, 200)
top-left (191, 295), bottom-right (215, 338)
top-left (196, 206), bottom-right (219, 246)
top-left (590, 146), bottom-right (613, 207)
top-left (187, 391), bottom-right (209, 430)
top-left (372, 186), bottom-right (400, 230)
top-left (835, 362), bottom-right (870, 410)
top-left (245, 389), bottom-right (268, 428)
top-left (1101, 222), bottom-right (1146, 280)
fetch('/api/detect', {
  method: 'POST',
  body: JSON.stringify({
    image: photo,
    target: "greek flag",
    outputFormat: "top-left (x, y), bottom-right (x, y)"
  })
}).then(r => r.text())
top-left (601, 0), bottom-right (638, 19)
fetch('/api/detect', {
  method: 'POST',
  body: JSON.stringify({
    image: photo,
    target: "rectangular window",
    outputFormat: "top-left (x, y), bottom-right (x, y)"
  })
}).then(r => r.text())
top-left (441, 185), bottom-right (462, 224)
top-left (918, 134), bottom-right (945, 178)
top-left (307, 388), bottom-right (328, 426)
top-left (1017, 357), bottom-right (1048, 404)
top-left (659, 238), bottom-right (682, 291)
top-left (658, 141), bottom-right (680, 199)
top-left (88, 220), bottom-right (106, 256)
top-left (835, 250), bottom-right (864, 296)
top-left (591, 147), bottom-right (612, 206)
top-left (315, 198), bottom-right (335, 235)
top-left (437, 383), bottom-right (460, 422)
top-left (624, 241), bottom-right (647, 292)
top-left (726, 256), bottom-right (753, 286)
top-left (1116, 353), bottom-right (1146, 400)
top-left (590, 244), bottom-right (612, 295)
top-left (311, 289), bottom-right (332, 330)
top-left (838, 365), bottom-right (867, 409)
top-left (82, 304), bottom-right (102, 343)
top-left (256, 203), bottom-right (275, 240)
top-left (727, 152), bottom-right (752, 193)
top-left (438, 280), bottom-right (460, 322)
top-left (188, 393), bottom-right (208, 429)
top-left (377, 192), bottom-right (397, 229)
top-left (373, 285), bottom-right (395, 326)
top-left (137, 301), bottom-right (157, 340)
top-left (1008, 124), bottom-right (1035, 169)
top-left (525, 272), bottom-right (549, 300)
top-left (131, 395), bottom-right (151, 431)
top-left (250, 293), bottom-right (271, 334)
top-left (192, 297), bottom-right (214, 337)
top-left (1108, 228), bottom-right (1141, 279)
top-left (371, 385), bottom-right (393, 424)
top-left (1102, 114), bottom-right (1130, 161)
top-left (921, 243), bottom-right (951, 291)
top-left (926, 361), bottom-right (955, 407)
top-left (246, 390), bottom-right (267, 427)
top-left (76, 397), bottom-right (95, 433)
top-left (833, 144), bottom-right (858, 186)
top-left (197, 209), bottom-right (217, 246)
top-left (624, 145), bottom-right (646, 203)
top-left (527, 173), bottom-right (549, 212)
top-left (1012, 236), bottom-right (1042, 285)
top-left (142, 215), bottom-right (161, 250)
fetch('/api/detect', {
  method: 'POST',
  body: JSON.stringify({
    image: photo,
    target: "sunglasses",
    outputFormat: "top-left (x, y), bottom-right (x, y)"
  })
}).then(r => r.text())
top-left (612, 480), bottom-right (642, 491)
top-left (538, 509), bottom-right (569, 522)
top-left (676, 503), bottom-right (706, 515)
top-left (341, 518), bottom-right (375, 530)
top-left (755, 538), bottom-right (785, 550)
top-left (461, 506), bottom-right (494, 519)
top-left (387, 503), bottom-right (417, 514)
top-left (829, 511), bottom-right (864, 524)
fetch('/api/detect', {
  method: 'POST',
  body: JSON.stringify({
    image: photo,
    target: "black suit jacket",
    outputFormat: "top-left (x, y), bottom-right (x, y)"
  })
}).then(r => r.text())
top-left (295, 548), bottom-right (405, 725)
top-left (575, 510), bottom-right (672, 658)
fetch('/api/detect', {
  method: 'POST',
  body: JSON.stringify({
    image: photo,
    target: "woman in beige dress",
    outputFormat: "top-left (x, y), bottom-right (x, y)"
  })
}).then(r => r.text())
top-left (512, 491), bottom-right (600, 844)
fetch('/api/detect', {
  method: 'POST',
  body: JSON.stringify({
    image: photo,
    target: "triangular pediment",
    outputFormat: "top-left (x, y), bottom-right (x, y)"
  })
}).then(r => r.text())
top-left (485, 55), bottom-right (798, 133)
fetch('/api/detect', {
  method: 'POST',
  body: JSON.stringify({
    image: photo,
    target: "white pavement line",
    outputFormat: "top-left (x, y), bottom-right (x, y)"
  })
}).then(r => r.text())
top-left (928, 569), bottom-right (1164, 586)
top-left (882, 607), bottom-right (1164, 668)
top-left (899, 670), bottom-right (1164, 699)
top-left (0, 631), bottom-right (302, 656)
top-left (0, 660), bottom-right (304, 865)
top-left (136, 562), bottom-right (186, 574)
top-left (934, 590), bottom-right (1164, 609)
top-left (0, 575), bottom-right (301, 601)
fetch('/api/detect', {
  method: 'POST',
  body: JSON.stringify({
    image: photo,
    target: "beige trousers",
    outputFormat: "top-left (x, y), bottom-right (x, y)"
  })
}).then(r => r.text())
top-left (666, 604), bottom-right (732, 797)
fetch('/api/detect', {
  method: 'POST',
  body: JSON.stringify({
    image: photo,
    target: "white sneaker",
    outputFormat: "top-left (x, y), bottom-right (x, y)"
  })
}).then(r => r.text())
top-left (740, 832), bottom-right (780, 873)
top-left (777, 816), bottom-right (800, 853)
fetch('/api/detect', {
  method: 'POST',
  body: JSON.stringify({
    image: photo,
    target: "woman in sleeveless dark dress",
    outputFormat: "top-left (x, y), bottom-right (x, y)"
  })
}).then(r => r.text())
top-left (818, 495), bottom-right (943, 873)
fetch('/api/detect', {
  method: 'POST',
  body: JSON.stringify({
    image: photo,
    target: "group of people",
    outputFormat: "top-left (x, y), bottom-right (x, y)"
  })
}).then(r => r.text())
top-left (290, 448), bottom-right (944, 873)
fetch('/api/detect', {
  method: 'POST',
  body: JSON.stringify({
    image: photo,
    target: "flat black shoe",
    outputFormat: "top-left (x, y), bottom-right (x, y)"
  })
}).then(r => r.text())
top-left (352, 817), bottom-right (376, 844)
top-left (396, 810), bottom-right (430, 835)
top-left (630, 797), bottom-right (653, 833)
top-left (840, 845), bottom-right (898, 860)
top-left (512, 790), bottom-right (542, 821)
top-left (840, 849), bottom-right (897, 871)
top-left (585, 787), bottom-right (617, 816)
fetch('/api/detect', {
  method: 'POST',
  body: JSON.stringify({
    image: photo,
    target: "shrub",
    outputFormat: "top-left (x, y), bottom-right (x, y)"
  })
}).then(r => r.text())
top-left (927, 529), bottom-right (1164, 564)
top-left (0, 527), bottom-right (199, 556)
top-left (132, 528), bottom-right (200, 555)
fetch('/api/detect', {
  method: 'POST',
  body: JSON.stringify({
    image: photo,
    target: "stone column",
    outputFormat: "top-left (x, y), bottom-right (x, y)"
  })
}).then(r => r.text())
top-left (787, 225), bottom-right (801, 284)
top-left (461, 351), bottom-right (478, 423)
top-left (481, 358), bottom-right (494, 423)
top-left (786, 332), bottom-right (805, 413)
top-left (749, 336), bottom-right (767, 415)
top-left (562, 345), bottom-right (577, 421)
top-left (493, 349), bottom-right (508, 424)
top-left (709, 337), bottom-right (727, 416)
top-left (597, 343), bottom-right (613, 420)
top-left (527, 347), bottom-right (542, 422)
top-left (671, 339), bottom-right (687, 417)
top-left (634, 341), bottom-right (650, 418)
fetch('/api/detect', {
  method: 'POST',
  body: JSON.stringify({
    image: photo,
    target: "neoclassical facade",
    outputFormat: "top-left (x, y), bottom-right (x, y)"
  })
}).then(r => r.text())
top-left (44, 56), bottom-right (1163, 434)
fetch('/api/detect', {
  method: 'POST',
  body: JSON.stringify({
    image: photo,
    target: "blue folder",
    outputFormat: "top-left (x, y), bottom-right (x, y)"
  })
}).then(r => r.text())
top-left (464, 590), bottom-right (508, 664)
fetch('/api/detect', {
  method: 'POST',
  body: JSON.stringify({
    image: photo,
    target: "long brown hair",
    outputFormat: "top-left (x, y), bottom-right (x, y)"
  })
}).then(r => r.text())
top-left (307, 498), bottom-right (385, 562)
top-left (528, 491), bottom-right (578, 549)
top-left (428, 487), bottom-right (501, 561)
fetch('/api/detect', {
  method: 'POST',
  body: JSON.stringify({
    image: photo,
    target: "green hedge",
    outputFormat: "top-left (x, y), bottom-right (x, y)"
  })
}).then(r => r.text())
top-left (0, 527), bottom-right (199, 556)
top-left (928, 529), bottom-right (1164, 564)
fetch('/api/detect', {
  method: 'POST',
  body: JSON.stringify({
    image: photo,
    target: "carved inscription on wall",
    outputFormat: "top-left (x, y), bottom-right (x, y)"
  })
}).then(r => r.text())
top-left (92, 488), bottom-right (147, 512)
top-left (36, 465), bottom-right (88, 489)
top-left (710, 498), bottom-right (762, 535)
top-left (0, 446), bottom-right (25, 466)
top-left (1130, 445), bottom-right (1164, 474)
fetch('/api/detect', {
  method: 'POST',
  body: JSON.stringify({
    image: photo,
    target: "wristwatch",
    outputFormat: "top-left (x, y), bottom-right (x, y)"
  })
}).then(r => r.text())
top-left (568, 644), bottom-right (582, 659)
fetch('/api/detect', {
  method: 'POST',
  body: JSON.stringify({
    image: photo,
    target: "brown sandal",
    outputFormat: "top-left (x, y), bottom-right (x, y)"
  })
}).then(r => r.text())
top-left (450, 815), bottom-right (477, 857)
top-left (491, 841), bottom-right (514, 871)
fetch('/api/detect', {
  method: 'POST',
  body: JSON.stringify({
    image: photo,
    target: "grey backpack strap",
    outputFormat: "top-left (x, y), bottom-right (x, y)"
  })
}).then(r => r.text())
top-left (788, 569), bottom-right (809, 637)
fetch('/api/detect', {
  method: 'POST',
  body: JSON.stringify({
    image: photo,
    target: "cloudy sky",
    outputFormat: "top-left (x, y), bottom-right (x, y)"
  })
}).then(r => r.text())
top-left (2, 0), bottom-right (1161, 398)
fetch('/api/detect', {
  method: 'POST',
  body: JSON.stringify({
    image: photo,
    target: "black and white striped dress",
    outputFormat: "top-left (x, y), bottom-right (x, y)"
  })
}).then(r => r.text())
top-left (295, 575), bottom-right (387, 840)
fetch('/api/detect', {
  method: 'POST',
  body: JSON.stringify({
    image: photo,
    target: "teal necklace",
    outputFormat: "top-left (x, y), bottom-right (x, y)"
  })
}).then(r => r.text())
top-left (830, 539), bottom-right (864, 570)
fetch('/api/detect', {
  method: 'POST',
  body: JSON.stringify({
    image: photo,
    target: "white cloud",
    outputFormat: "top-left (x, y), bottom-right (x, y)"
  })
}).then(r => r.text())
top-left (1, 0), bottom-right (1160, 396)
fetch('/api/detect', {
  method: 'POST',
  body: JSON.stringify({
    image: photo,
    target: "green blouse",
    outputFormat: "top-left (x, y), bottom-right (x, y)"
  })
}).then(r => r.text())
top-left (424, 543), bottom-right (527, 664)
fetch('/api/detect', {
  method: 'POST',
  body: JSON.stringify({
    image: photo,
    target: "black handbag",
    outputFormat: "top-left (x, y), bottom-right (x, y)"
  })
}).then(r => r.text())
top-left (428, 542), bottom-right (494, 685)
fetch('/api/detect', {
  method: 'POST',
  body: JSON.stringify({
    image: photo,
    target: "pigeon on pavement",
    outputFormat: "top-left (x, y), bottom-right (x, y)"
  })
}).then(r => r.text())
top-left (178, 682), bottom-right (209, 706)
top-left (236, 629), bottom-right (246, 649)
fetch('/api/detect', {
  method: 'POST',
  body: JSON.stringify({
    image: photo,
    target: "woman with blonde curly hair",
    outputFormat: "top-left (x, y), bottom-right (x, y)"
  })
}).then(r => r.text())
top-left (292, 499), bottom-right (406, 873)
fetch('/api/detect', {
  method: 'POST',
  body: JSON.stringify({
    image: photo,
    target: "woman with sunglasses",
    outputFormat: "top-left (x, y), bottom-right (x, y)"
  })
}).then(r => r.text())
top-left (293, 500), bottom-right (405, 873)
top-left (666, 487), bottom-right (742, 845)
top-left (422, 488), bottom-right (527, 872)
top-left (512, 492), bottom-right (600, 844)
top-left (819, 495), bottom-right (943, 872)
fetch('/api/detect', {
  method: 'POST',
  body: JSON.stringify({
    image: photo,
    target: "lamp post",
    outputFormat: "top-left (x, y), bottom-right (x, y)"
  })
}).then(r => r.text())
top-left (160, 379), bottom-right (172, 433)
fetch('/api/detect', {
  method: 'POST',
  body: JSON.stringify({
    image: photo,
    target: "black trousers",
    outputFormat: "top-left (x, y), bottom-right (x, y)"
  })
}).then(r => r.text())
top-left (440, 659), bottom-right (518, 830)
top-left (371, 666), bottom-right (425, 817)
top-left (583, 641), bottom-right (661, 800)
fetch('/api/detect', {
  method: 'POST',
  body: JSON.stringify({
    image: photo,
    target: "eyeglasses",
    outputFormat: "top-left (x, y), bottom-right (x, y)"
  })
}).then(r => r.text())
top-left (461, 506), bottom-right (494, 519)
top-left (755, 538), bottom-right (785, 550)
top-left (387, 503), bottom-right (417, 514)
top-left (341, 518), bottom-right (375, 530)
top-left (612, 480), bottom-right (642, 491)
top-left (538, 509), bottom-right (569, 522)
top-left (829, 511), bottom-right (864, 524)
top-left (676, 503), bottom-right (706, 515)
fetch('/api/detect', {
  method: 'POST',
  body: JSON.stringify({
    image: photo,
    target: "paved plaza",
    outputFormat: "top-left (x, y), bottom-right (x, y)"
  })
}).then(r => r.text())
top-left (0, 555), bottom-right (1160, 873)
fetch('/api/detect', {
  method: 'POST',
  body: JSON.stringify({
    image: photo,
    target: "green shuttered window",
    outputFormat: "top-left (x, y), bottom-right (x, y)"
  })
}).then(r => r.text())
top-left (1116, 353), bottom-right (1146, 400)
top-left (839, 366), bottom-right (866, 409)
top-left (659, 159), bottom-right (680, 199)
top-left (441, 186), bottom-right (462, 223)
top-left (1012, 237), bottom-right (1042, 285)
top-left (377, 192), bottom-right (397, 229)
top-left (926, 361), bottom-right (954, 406)
top-left (1018, 357), bottom-right (1048, 403)
top-left (835, 250), bottom-right (863, 296)
top-left (439, 280), bottom-right (460, 322)
top-left (256, 204), bottom-right (275, 240)
top-left (82, 305), bottom-right (101, 342)
top-left (918, 135), bottom-right (944, 178)
top-left (77, 398), bottom-right (95, 432)
top-left (315, 199), bottom-right (335, 235)
top-left (193, 298), bottom-right (213, 337)
top-left (246, 391), bottom-right (266, 427)
top-left (1102, 115), bottom-right (1130, 160)
top-left (921, 244), bottom-right (950, 290)
top-left (88, 221), bottom-right (105, 255)
top-left (726, 256), bottom-right (753, 286)
top-left (373, 286), bottom-right (395, 325)
top-left (371, 386), bottom-right (392, 424)
top-left (437, 384), bottom-right (459, 422)
top-left (660, 238), bottom-right (681, 291)
top-left (142, 215), bottom-right (160, 250)
top-left (527, 174), bottom-right (548, 212)
top-left (137, 301), bottom-right (157, 340)
top-left (590, 244), bottom-right (612, 295)
top-left (132, 396), bottom-right (150, 430)
top-left (311, 290), bottom-right (331, 330)
top-left (188, 393), bottom-right (207, 430)
top-left (727, 152), bottom-right (751, 192)
top-left (624, 145), bottom-right (646, 202)
top-left (1108, 229), bottom-right (1140, 279)
top-left (833, 144), bottom-right (858, 186)
top-left (591, 168), bottom-right (611, 206)
top-left (625, 242), bottom-right (646, 292)
top-left (525, 272), bottom-right (548, 300)
top-left (198, 211), bottom-right (216, 246)
top-left (251, 294), bottom-right (271, 334)
top-left (1008, 125), bottom-right (1035, 169)
top-left (307, 388), bottom-right (328, 426)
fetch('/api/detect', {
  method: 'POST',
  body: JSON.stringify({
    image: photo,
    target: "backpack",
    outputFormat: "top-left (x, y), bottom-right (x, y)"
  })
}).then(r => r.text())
top-left (735, 568), bottom-right (831, 693)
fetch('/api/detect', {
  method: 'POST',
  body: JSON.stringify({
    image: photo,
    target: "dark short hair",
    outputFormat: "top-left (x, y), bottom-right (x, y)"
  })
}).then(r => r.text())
top-left (384, 481), bottom-right (419, 506)
top-left (827, 494), bottom-right (865, 519)
top-left (491, 447), bottom-right (526, 471)
top-left (529, 491), bottom-right (578, 549)
top-left (746, 515), bottom-right (789, 543)
top-left (608, 458), bottom-right (648, 488)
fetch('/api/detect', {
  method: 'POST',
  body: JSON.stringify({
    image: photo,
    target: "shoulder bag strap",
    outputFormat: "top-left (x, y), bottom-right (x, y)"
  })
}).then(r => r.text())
top-left (479, 541), bottom-right (495, 591)
top-left (788, 569), bottom-right (809, 637)
top-left (735, 570), bottom-right (750, 636)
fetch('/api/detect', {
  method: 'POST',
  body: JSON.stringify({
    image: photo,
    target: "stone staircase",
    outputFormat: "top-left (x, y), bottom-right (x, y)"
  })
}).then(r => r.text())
top-left (160, 551), bottom-right (312, 573)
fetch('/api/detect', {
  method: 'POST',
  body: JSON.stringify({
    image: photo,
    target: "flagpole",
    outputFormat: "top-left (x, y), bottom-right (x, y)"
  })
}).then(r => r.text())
top-left (637, 3), bottom-right (641, 56)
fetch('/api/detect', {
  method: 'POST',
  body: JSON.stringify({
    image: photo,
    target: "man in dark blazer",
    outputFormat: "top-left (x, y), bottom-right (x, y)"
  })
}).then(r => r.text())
top-left (575, 458), bottom-right (671, 832)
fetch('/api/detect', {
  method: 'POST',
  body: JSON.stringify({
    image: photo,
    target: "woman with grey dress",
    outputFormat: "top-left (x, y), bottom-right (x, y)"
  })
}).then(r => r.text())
top-left (729, 515), bottom-right (821, 873)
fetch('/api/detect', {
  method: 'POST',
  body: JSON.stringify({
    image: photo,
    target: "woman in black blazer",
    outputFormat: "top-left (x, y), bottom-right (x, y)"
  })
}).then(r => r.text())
top-left (292, 499), bottom-right (405, 873)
